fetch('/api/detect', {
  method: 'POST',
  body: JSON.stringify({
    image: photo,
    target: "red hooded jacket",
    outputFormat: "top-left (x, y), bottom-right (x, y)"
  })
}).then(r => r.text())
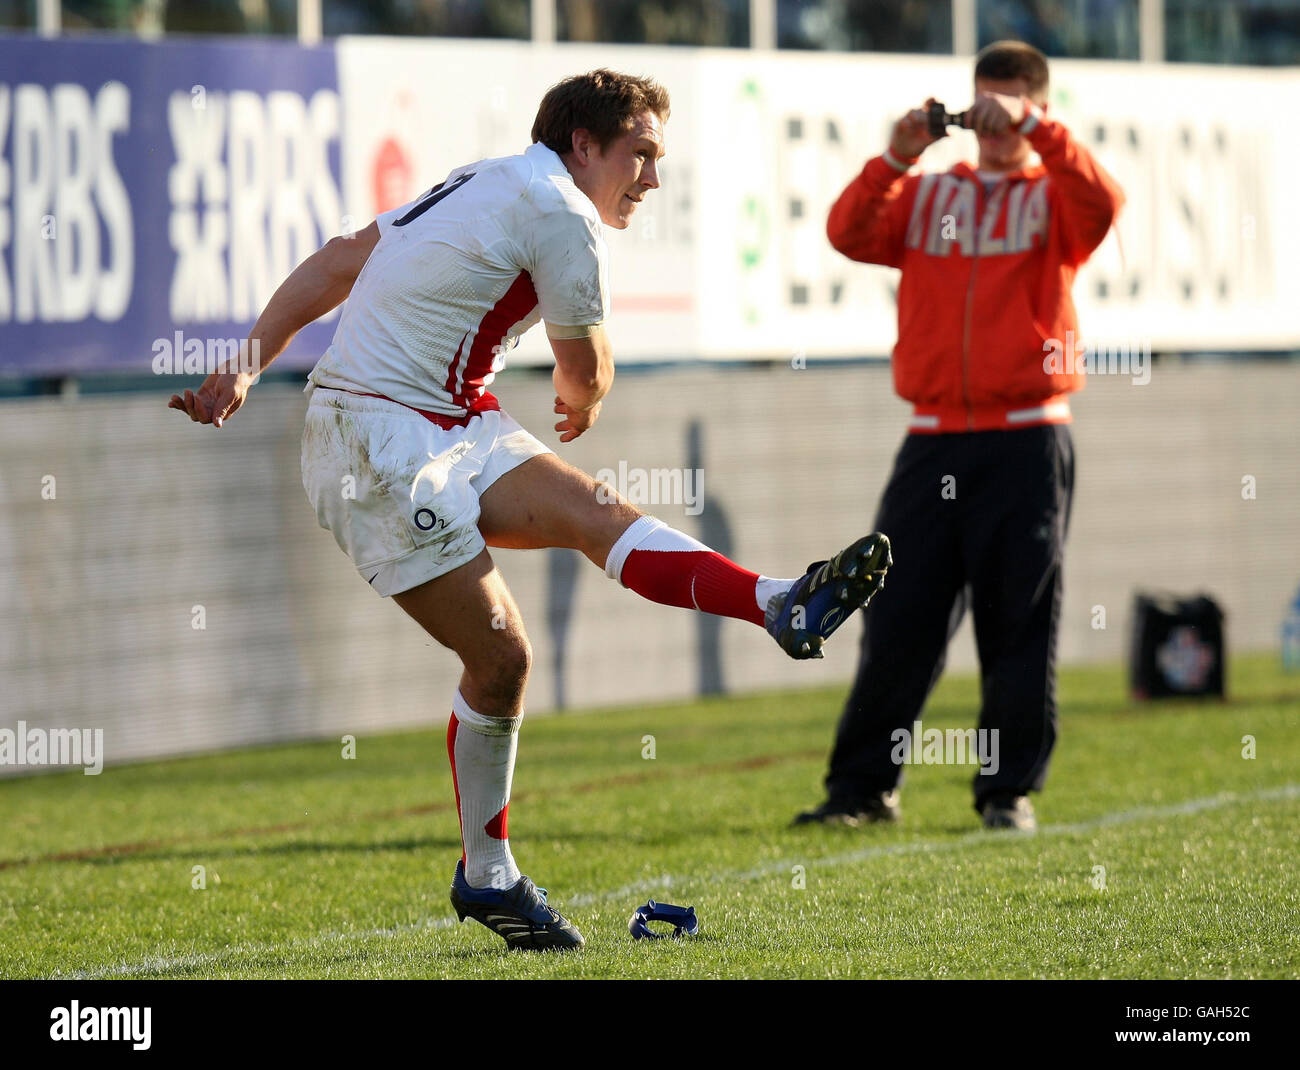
top-left (827, 107), bottom-right (1125, 432)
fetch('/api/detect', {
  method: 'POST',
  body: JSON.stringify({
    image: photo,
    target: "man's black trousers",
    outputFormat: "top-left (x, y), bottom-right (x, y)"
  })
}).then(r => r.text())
top-left (825, 424), bottom-right (1075, 811)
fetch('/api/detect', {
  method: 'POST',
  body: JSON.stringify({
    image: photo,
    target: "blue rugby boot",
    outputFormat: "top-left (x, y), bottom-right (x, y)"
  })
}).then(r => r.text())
top-left (449, 860), bottom-right (585, 951)
top-left (765, 533), bottom-right (892, 660)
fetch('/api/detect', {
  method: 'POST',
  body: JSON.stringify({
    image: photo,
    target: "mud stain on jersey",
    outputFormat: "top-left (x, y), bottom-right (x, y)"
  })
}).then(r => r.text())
top-left (570, 269), bottom-right (604, 321)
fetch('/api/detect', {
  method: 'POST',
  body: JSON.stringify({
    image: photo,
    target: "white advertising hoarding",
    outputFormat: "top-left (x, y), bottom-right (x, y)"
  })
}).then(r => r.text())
top-left (336, 39), bottom-right (1300, 361)
top-left (336, 40), bottom-right (702, 362)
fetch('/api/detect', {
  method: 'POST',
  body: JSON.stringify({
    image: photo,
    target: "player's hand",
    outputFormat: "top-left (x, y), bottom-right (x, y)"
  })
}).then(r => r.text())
top-left (168, 370), bottom-right (256, 428)
top-left (553, 395), bottom-right (600, 443)
top-left (890, 98), bottom-right (941, 160)
top-left (966, 91), bottom-right (1028, 137)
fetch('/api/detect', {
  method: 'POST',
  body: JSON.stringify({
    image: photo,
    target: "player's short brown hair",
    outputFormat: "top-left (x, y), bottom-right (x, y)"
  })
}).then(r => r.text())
top-left (531, 69), bottom-right (670, 156)
top-left (974, 40), bottom-right (1050, 100)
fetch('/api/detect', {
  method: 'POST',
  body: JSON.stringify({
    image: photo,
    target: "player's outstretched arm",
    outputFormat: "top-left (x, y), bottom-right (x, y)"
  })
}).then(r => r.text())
top-left (168, 222), bottom-right (381, 427)
top-left (550, 327), bottom-right (614, 443)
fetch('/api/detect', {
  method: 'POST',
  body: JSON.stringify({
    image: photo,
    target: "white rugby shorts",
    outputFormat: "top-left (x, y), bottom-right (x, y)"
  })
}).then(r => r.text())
top-left (301, 386), bottom-right (551, 596)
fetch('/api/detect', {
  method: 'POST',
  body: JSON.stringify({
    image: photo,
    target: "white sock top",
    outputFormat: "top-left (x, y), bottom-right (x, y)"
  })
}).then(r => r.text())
top-left (603, 515), bottom-right (663, 581)
top-left (452, 689), bottom-right (521, 735)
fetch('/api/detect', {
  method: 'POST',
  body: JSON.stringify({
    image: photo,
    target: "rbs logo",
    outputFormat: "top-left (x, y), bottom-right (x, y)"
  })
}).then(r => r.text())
top-left (168, 88), bottom-right (341, 322)
top-left (0, 81), bottom-right (133, 323)
top-left (0, 78), bottom-right (342, 333)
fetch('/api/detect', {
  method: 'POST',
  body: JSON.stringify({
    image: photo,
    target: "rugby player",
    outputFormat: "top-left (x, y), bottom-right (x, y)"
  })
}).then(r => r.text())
top-left (170, 70), bottom-right (891, 951)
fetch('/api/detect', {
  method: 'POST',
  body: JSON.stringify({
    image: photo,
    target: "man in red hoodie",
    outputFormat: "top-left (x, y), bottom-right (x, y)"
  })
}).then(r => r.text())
top-left (796, 41), bottom-right (1124, 831)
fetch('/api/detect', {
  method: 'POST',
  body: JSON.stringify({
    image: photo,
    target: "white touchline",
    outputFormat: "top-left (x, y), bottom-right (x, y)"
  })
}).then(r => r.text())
top-left (62, 783), bottom-right (1300, 979)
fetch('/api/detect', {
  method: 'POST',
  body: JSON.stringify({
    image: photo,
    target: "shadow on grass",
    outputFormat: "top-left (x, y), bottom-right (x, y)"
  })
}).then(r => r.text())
top-left (70, 835), bottom-right (464, 868)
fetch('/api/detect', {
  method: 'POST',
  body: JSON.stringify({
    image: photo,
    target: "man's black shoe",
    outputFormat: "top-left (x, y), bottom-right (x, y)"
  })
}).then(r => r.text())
top-left (449, 860), bottom-right (585, 951)
top-left (792, 790), bottom-right (901, 827)
top-left (980, 792), bottom-right (1037, 832)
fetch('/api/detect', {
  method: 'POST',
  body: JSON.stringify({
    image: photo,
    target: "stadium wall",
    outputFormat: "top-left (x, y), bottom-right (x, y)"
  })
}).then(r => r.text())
top-left (1, 360), bottom-right (1297, 772)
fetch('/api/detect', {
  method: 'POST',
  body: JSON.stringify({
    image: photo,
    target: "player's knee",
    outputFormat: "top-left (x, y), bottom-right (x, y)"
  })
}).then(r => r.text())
top-left (468, 629), bottom-right (532, 694)
top-left (459, 628), bottom-right (531, 716)
top-left (500, 631), bottom-right (533, 688)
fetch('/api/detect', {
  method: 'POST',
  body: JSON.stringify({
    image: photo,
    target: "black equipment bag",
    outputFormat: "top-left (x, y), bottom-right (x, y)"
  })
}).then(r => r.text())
top-left (1129, 593), bottom-right (1226, 699)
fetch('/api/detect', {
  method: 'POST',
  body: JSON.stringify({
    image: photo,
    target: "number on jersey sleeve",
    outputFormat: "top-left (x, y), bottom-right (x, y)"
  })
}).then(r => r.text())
top-left (392, 171), bottom-right (477, 227)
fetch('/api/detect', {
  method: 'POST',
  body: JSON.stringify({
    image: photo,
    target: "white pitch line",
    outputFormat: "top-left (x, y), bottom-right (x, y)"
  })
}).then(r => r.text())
top-left (60, 782), bottom-right (1299, 979)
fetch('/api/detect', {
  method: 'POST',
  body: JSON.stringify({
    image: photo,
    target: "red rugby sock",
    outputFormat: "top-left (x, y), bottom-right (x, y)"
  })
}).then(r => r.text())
top-left (606, 516), bottom-right (792, 627)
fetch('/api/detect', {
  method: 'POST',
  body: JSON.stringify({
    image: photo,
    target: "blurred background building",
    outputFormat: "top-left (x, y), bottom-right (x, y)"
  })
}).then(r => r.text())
top-left (5, 0), bottom-right (1299, 65)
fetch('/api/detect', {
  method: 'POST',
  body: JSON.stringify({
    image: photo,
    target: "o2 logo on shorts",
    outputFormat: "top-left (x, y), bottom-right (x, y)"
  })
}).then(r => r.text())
top-left (414, 508), bottom-right (449, 532)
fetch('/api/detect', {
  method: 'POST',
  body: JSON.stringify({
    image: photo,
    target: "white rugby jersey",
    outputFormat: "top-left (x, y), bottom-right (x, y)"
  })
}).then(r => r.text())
top-left (308, 142), bottom-right (609, 416)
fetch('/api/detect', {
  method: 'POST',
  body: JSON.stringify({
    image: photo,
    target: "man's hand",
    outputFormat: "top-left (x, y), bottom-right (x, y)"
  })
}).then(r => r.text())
top-left (890, 98), bottom-right (942, 161)
top-left (168, 370), bottom-right (256, 428)
top-left (553, 395), bottom-right (600, 443)
top-left (549, 328), bottom-right (613, 441)
top-left (966, 91), bottom-right (1028, 137)
top-left (166, 221), bottom-right (381, 430)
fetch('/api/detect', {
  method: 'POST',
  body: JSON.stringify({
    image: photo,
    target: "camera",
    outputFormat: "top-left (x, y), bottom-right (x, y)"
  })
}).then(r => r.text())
top-left (927, 100), bottom-right (969, 138)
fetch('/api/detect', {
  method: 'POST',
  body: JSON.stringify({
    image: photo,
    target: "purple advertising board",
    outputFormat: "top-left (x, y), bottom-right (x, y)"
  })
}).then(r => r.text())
top-left (0, 34), bottom-right (342, 376)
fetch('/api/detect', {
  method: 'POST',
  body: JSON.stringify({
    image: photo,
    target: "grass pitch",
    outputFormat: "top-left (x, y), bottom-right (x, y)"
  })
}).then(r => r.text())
top-left (1, 655), bottom-right (1297, 979)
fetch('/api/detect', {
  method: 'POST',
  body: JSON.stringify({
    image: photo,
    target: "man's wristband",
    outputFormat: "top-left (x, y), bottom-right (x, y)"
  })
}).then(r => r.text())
top-left (883, 147), bottom-right (919, 173)
top-left (1014, 101), bottom-right (1043, 135)
top-left (546, 321), bottom-right (603, 340)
